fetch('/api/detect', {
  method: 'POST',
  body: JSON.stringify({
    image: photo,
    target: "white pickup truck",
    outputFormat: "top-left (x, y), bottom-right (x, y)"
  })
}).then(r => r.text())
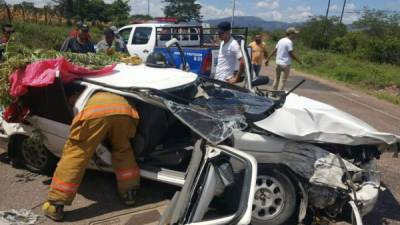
top-left (118, 23), bottom-right (248, 77)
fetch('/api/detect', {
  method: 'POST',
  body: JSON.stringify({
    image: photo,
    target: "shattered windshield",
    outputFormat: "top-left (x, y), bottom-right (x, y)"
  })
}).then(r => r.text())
top-left (164, 78), bottom-right (275, 144)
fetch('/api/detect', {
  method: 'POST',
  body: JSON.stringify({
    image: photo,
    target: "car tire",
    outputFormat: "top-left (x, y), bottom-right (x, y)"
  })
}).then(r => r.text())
top-left (8, 134), bottom-right (58, 174)
top-left (251, 165), bottom-right (298, 225)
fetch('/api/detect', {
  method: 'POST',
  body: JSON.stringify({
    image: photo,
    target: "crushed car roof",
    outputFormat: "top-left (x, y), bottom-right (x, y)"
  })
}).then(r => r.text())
top-left (84, 63), bottom-right (198, 90)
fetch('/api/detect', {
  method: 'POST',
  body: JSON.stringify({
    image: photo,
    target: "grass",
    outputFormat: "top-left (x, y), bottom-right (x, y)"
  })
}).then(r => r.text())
top-left (3, 21), bottom-right (104, 51)
top-left (264, 40), bottom-right (400, 105)
top-left (294, 48), bottom-right (400, 105)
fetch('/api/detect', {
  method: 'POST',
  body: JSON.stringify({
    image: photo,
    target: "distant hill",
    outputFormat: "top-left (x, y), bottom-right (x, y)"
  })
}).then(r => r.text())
top-left (205, 16), bottom-right (302, 31)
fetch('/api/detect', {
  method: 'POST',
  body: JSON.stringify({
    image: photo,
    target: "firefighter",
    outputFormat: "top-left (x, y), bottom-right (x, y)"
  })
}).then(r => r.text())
top-left (42, 92), bottom-right (140, 221)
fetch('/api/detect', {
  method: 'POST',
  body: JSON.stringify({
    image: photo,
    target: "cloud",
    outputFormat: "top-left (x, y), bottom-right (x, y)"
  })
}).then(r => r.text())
top-left (258, 5), bottom-right (312, 22)
top-left (256, 0), bottom-right (280, 10)
top-left (287, 5), bottom-right (313, 21)
top-left (201, 4), bottom-right (244, 19)
top-left (257, 10), bottom-right (282, 21)
top-left (130, 0), bottom-right (164, 16)
top-left (346, 3), bottom-right (356, 10)
top-left (330, 4), bottom-right (339, 12)
top-left (4, 0), bottom-right (50, 7)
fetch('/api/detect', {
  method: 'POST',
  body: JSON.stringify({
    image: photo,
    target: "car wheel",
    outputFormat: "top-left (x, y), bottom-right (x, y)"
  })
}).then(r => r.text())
top-left (251, 166), bottom-right (297, 225)
top-left (9, 134), bottom-right (58, 174)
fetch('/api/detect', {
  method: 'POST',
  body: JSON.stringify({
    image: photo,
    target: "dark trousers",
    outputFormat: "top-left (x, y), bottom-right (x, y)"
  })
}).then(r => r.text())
top-left (252, 64), bottom-right (261, 77)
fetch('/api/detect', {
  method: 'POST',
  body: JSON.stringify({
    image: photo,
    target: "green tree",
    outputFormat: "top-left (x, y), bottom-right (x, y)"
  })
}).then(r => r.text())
top-left (0, 0), bottom-right (13, 23)
top-left (53, 0), bottom-right (73, 24)
top-left (299, 16), bottom-right (347, 49)
top-left (106, 0), bottom-right (130, 25)
top-left (163, 0), bottom-right (202, 22)
top-left (353, 8), bottom-right (400, 38)
top-left (84, 0), bottom-right (109, 22)
top-left (53, 0), bottom-right (130, 24)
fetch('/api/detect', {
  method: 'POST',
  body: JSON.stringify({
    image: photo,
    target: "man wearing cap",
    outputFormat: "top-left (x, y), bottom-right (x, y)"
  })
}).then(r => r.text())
top-left (0, 24), bottom-right (15, 60)
top-left (215, 21), bottom-right (245, 84)
top-left (60, 23), bottom-right (95, 53)
top-left (96, 27), bottom-right (127, 54)
top-left (267, 27), bottom-right (302, 91)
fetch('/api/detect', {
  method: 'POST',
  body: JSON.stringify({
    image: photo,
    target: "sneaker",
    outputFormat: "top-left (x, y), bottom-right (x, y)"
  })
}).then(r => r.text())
top-left (121, 189), bottom-right (137, 206)
top-left (42, 201), bottom-right (64, 221)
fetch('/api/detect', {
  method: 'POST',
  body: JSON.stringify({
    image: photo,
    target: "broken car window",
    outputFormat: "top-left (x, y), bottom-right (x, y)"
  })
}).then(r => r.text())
top-left (164, 79), bottom-right (274, 144)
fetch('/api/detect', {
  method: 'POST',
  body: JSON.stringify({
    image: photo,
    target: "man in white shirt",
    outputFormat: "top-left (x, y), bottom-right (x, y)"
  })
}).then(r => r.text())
top-left (267, 27), bottom-right (302, 90)
top-left (214, 22), bottom-right (244, 84)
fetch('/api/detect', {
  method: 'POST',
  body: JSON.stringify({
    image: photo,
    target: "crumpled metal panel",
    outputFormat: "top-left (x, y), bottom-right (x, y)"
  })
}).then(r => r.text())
top-left (255, 93), bottom-right (400, 145)
top-left (281, 142), bottom-right (361, 189)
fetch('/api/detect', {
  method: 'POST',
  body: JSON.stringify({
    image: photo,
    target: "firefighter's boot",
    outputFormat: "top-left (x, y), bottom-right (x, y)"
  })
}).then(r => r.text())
top-left (121, 189), bottom-right (137, 206)
top-left (42, 201), bottom-right (64, 221)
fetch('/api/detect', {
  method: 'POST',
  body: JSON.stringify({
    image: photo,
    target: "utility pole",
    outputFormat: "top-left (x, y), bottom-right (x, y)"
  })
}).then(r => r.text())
top-left (323, 0), bottom-right (331, 48)
top-left (231, 0), bottom-right (236, 28)
top-left (147, 0), bottom-right (150, 16)
top-left (340, 0), bottom-right (347, 23)
top-left (325, 0), bottom-right (331, 20)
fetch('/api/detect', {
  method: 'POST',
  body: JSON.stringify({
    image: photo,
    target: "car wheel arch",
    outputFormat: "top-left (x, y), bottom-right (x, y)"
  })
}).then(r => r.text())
top-left (7, 133), bottom-right (57, 174)
top-left (251, 163), bottom-right (302, 225)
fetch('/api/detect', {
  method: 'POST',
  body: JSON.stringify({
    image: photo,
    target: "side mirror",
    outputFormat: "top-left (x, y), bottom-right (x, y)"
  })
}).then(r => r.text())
top-left (251, 76), bottom-right (269, 87)
top-left (165, 38), bottom-right (179, 48)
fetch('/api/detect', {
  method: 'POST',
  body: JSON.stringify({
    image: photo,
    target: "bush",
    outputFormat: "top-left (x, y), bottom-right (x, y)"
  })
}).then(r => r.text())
top-left (9, 22), bottom-right (103, 50)
top-left (362, 37), bottom-right (400, 65)
top-left (330, 32), bottom-right (362, 54)
top-left (298, 16), bottom-right (347, 50)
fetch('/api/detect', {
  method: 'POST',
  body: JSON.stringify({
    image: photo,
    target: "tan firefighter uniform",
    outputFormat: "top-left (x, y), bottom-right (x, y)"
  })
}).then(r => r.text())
top-left (48, 92), bottom-right (140, 205)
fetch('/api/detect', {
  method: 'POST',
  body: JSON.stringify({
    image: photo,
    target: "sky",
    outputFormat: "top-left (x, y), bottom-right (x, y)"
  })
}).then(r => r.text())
top-left (3, 0), bottom-right (400, 23)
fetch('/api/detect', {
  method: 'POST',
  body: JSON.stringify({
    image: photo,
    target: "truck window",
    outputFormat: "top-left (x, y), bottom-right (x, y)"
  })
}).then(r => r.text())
top-left (132, 27), bottom-right (153, 45)
top-left (181, 28), bottom-right (189, 41)
top-left (190, 28), bottom-right (199, 41)
top-left (119, 28), bottom-right (132, 44)
top-left (160, 28), bottom-right (171, 41)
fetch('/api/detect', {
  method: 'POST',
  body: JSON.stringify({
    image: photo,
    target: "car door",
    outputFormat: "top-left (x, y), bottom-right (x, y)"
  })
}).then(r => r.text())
top-left (159, 140), bottom-right (257, 225)
top-left (118, 26), bottom-right (133, 46)
top-left (128, 26), bottom-right (155, 60)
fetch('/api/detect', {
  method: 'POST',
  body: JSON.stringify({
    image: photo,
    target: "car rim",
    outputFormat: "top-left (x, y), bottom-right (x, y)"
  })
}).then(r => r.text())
top-left (252, 175), bottom-right (285, 220)
top-left (21, 138), bottom-right (48, 169)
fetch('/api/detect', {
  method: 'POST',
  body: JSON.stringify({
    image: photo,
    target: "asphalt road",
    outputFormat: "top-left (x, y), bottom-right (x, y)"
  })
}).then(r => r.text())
top-left (0, 66), bottom-right (399, 225)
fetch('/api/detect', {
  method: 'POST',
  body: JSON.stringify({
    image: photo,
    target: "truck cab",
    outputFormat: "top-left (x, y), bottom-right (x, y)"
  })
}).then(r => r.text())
top-left (118, 23), bottom-right (203, 61)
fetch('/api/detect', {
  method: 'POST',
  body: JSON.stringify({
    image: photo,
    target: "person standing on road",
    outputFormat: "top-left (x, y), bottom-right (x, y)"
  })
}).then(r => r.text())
top-left (96, 27), bottom-right (127, 54)
top-left (214, 21), bottom-right (245, 84)
top-left (266, 27), bottom-right (302, 91)
top-left (42, 92), bottom-right (141, 221)
top-left (249, 34), bottom-right (268, 77)
top-left (60, 23), bottom-right (95, 53)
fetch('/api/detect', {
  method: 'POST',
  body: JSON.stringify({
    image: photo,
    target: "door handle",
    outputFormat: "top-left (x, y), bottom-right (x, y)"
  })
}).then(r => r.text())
top-left (143, 49), bottom-right (149, 53)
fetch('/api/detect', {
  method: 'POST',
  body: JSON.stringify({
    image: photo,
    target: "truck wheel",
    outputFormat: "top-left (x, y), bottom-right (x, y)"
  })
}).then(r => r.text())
top-left (251, 166), bottom-right (297, 225)
top-left (8, 134), bottom-right (58, 174)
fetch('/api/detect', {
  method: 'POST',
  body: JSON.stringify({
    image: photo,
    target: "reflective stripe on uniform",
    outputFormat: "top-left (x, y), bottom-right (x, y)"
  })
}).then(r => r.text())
top-left (115, 167), bottom-right (140, 181)
top-left (50, 177), bottom-right (79, 193)
top-left (73, 103), bottom-right (139, 123)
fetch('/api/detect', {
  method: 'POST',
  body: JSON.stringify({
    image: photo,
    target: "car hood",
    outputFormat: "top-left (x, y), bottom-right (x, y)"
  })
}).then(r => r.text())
top-left (254, 93), bottom-right (400, 145)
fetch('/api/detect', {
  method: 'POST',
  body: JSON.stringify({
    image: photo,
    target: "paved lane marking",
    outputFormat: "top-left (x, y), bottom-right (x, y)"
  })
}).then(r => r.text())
top-left (333, 92), bottom-right (400, 122)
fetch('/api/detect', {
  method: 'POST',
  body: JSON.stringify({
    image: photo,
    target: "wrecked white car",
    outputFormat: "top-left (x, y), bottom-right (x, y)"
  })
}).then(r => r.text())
top-left (1, 59), bottom-right (399, 225)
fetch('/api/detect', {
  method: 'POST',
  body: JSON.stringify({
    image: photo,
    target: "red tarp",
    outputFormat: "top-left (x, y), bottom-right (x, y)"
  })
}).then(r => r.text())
top-left (9, 56), bottom-right (116, 97)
